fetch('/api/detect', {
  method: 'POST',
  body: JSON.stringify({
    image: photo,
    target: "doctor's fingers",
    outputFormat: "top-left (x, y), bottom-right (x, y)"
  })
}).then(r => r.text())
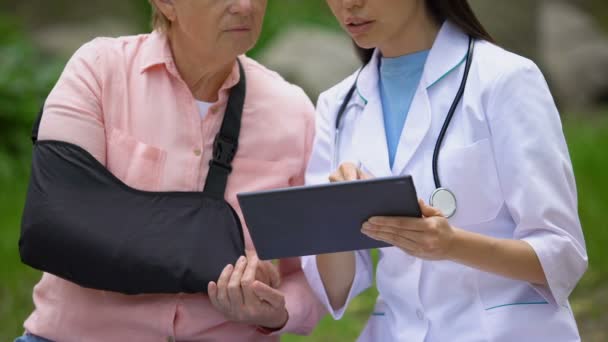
top-left (339, 162), bottom-right (359, 181)
top-left (227, 256), bottom-right (248, 307)
top-left (367, 216), bottom-right (427, 231)
top-left (362, 229), bottom-right (420, 253)
top-left (365, 219), bottom-right (449, 245)
top-left (374, 227), bottom-right (444, 252)
top-left (363, 222), bottom-right (422, 238)
top-left (329, 162), bottom-right (358, 182)
top-left (356, 168), bottom-right (373, 180)
top-left (328, 171), bottom-right (344, 182)
top-left (418, 199), bottom-right (444, 217)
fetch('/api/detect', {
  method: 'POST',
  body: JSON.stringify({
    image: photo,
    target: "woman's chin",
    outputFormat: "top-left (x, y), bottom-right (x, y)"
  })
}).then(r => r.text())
top-left (218, 38), bottom-right (256, 57)
top-left (352, 37), bottom-right (376, 50)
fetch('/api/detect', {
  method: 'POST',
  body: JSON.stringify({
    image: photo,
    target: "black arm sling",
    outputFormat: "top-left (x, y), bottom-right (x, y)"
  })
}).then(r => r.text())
top-left (19, 59), bottom-right (247, 295)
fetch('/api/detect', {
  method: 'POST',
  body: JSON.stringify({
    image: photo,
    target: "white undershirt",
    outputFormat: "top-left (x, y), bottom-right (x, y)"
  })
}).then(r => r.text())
top-left (196, 100), bottom-right (214, 120)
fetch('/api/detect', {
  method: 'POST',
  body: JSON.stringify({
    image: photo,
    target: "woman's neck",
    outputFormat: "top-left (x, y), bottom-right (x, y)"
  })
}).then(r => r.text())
top-left (379, 6), bottom-right (440, 58)
top-left (169, 29), bottom-right (235, 102)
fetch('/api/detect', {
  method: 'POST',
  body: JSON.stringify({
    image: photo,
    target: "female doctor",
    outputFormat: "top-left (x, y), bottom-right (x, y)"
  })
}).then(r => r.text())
top-left (302, 0), bottom-right (588, 341)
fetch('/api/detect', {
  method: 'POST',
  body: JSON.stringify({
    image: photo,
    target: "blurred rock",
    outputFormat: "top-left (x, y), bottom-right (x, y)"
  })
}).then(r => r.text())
top-left (32, 18), bottom-right (139, 59)
top-left (2, 0), bottom-right (145, 58)
top-left (257, 26), bottom-right (360, 102)
top-left (470, 0), bottom-right (540, 60)
top-left (540, 0), bottom-right (608, 110)
top-left (8, 0), bottom-right (608, 110)
top-left (1, 0), bottom-right (146, 30)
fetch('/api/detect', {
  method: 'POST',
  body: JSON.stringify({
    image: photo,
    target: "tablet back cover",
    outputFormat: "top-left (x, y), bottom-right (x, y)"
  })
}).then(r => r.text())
top-left (237, 176), bottom-right (421, 260)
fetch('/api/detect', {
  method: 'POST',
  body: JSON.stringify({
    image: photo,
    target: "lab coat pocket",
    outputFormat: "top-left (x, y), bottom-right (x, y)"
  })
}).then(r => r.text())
top-left (106, 128), bottom-right (166, 191)
top-left (359, 297), bottom-right (390, 342)
top-left (482, 300), bottom-right (579, 341)
top-left (439, 138), bottom-right (502, 227)
top-left (475, 271), bottom-right (580, 340)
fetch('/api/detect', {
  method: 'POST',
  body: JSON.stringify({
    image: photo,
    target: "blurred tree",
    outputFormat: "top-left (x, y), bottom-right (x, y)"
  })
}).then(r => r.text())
top-left (576, 0), bottom-right (608, 32)
top-left (0, 14), bottom-right (62, 179)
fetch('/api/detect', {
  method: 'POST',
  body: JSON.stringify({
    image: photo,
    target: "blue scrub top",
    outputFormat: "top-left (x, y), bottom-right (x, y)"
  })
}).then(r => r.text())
top-left (379, 49), bottom-right (429, 168)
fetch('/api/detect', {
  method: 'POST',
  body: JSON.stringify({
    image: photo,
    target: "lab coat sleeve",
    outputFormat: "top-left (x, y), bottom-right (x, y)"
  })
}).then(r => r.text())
top-left (301, 251), bottom-right (373, 320)
top-left (486, 60), bottom-right (588, 307)
top-left (301, 91), bottom-right (374, 319)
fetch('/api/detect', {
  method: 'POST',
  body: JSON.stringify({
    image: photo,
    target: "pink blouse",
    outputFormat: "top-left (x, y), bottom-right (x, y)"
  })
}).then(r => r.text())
top-left (26, 31), bottom-right (325, 342)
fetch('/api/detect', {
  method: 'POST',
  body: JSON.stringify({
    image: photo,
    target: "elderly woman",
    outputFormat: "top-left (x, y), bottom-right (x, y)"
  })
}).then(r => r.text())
top-left (15, 1), bottom-right (325, 341)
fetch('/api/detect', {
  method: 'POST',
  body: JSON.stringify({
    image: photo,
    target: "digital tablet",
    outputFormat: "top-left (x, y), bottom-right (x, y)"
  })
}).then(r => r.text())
top-left (237, 175), bottom-right (421, 260)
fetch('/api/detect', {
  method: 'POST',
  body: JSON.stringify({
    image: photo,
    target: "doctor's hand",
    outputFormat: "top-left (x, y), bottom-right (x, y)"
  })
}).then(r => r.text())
top-left (207, 254), bottom-right (288, 330)
top-left (362, 199), bottom-right (457, 261)
top-left (329, 162), bottom-right (372, 183)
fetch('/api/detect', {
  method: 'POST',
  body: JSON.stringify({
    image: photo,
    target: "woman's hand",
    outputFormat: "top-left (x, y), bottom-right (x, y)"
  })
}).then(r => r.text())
top-left (255, 256), bottom-right (281, 289)
top-left (329, 162), bottom-right (371, 182)
top-left (207, 253), bottom-right (288, 329)
top-left (362, 199), bottom-right (457, 261)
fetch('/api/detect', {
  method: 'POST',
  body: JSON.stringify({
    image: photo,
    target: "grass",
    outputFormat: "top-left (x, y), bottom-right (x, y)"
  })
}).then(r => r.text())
top-left (564, 113), bottom-right (608, 288)
top-left (1, 113), bottom-right (607, 340)
top-left (0, 172), bottom-right (39, 340)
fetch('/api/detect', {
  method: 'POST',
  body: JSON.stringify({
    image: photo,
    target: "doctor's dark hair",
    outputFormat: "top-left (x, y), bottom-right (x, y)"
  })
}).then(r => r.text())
top-left (355, 0), bottom-right (494, 64)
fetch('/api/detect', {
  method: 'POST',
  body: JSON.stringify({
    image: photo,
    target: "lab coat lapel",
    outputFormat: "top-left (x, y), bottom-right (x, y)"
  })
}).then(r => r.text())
top-left (352, 51), bottom-right (392, 178)
top-left (392, 21), bottom-right (470, 176)
top-left (391, 86), bottom-right (432, 175)
top-left (353, 98), bottom-right (392, 178)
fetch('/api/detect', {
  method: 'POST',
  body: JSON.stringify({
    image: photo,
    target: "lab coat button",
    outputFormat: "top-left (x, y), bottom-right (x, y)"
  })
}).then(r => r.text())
top-left (416, 309), bottom-right (425, 320)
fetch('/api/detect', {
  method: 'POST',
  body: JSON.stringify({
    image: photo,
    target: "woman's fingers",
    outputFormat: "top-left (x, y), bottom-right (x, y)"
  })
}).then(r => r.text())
top-left (241, 255), bottom-right (259, 305)
top-left (260, 260), bottom-right (281, 289)
top-left (252, 281), bottom-right (286, 309)
top-left (227, 256), bottom-right (247, 307)
top-left (216, 264), bottom-right (234, 309)
top-left (207, 281), bottom-right (220, 308)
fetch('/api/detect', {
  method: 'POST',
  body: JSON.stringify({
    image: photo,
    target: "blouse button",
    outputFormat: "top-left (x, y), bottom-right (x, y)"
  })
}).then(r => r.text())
top-left (193, 148), bottom-right (202, 157)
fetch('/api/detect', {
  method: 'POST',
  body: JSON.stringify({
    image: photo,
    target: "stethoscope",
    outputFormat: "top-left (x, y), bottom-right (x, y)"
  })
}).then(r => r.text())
top-left (333, 36), bottom-right (475, 218)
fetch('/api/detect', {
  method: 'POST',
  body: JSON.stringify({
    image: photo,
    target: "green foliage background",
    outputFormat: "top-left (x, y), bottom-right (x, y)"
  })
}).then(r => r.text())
top-left (0, 15), bottom-right (62, 180)
top-left (1, 1), bottom-right (607, 341)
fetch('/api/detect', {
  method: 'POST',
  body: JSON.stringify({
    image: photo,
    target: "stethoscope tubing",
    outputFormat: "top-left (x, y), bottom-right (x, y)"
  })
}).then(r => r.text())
top-left (333, 36), bottom-right (475, 190)
top-left (432, 36), bottom-right (475, 188)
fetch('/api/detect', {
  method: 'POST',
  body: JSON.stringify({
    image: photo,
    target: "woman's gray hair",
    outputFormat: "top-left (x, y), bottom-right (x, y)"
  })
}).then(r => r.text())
top-left (149, 0), bottom-right (170, 32)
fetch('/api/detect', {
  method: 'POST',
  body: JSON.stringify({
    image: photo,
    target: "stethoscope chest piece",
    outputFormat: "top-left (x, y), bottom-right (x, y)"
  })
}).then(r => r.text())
top-left (429, 188), bottom-right (457, 218)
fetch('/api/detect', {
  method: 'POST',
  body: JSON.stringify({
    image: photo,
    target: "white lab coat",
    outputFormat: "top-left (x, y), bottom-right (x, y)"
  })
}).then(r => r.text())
top-left (302, 21), bottom-right (587, 342)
